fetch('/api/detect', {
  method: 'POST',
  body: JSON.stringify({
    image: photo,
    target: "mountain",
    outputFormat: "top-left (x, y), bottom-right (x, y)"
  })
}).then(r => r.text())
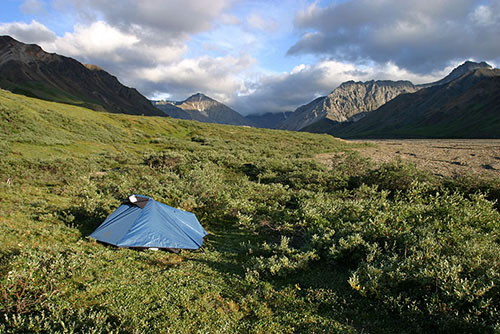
top-left (308, 67), bottom-right (500, 139)
top-left (418, 60), bottom-right (492, 88)
top-left (245, 111), bottom-right (293, 129)
top-left (279, 80), bottom-right (418, 131)
top-left (153, 93), bottom-right (254, 126)
top-left (0, 35), bottom-right (164, 116)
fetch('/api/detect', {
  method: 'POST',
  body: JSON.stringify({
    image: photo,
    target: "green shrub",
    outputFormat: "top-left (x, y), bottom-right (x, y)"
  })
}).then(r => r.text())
top-left (246, 236), bottom-right (319, 278)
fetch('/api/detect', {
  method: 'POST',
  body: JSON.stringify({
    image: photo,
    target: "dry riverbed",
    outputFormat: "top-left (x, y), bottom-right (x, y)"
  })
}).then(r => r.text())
top-left (319, 139), bottom-right (500, 178)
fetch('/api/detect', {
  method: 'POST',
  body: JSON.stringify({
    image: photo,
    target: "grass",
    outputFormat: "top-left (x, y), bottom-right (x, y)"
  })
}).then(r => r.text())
top-left (0, 78), bottom-right (108, 112)
top-left (1, 89), bottom-right (500, 333)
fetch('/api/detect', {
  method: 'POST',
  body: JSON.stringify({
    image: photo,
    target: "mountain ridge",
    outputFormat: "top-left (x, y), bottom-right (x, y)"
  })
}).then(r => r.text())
top-left (0, 35), bottom-right (164, 116)
top-left (305, 67), bottom-right (500, 138)
top-left (279, 80), bottom-right (418, 131)
top-left (417, 60), bottom-right (493, 88)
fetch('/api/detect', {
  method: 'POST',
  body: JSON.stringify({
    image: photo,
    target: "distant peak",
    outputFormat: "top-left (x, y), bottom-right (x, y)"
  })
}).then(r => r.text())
top-left (454, 60), bottom-right (492, 72)
top-left (446, 61), bottom-right (492, 79)
top-left (184, 93), bottom-right (214, 102)
top-left (419, 60), bottom-right (493, 88)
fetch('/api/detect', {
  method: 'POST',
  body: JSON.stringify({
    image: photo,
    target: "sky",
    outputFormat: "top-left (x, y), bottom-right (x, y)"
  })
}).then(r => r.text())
top-left (0, 0), bottom-right (499, 115)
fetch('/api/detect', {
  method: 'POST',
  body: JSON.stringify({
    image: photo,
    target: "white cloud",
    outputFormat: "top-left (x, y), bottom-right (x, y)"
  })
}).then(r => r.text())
top-left (247, 14), bottom-right (278, 32)
top-left (48, 21), bottom-right (139, 57)
top-left (25, 21), bottom-right (187, 89)
top-left (0, 20), bottom-right (56, 44)
top-left (140, 53), bottom-right (256, 103)
top-left (66, 0), bottom-right (233, 43)
top-left (471, 4), bottom-right (500, 26)
top-left (44, 21), bottom-right (185, 68)
top-left (0, 19), bottom-right (245, 100)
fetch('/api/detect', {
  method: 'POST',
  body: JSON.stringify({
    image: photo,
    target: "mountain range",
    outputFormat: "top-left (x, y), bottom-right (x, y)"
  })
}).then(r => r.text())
top-left (280, 61), bottom-right (495, 132)
top-left (307, 67), bottom-right (500, 138)
top-left (0, 35), bottom-right (498, 138)
top-left (153, 96), bottom-right (292, 128)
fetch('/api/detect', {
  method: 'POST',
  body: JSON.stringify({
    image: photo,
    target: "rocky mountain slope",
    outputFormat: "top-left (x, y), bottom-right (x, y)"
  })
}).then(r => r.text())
top-left (307, 67), bottom-right (500, 138)
top-left (153, 93), bottom-right (254, 126)
top-left (0, 35), bottom-right (164, 116)
top-left (418, 60), bottom-right (492, 88)
top-left (279, 80), bottom-right (418, 131)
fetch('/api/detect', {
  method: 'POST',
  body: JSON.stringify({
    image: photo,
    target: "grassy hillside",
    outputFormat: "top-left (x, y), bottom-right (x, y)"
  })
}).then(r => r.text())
top-left (1, 89), bottom-right (500, 333)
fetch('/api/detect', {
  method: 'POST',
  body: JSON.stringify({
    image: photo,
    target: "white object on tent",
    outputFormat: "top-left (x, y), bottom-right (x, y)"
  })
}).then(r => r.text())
top-left (129, 195), bottom-right (138, 203)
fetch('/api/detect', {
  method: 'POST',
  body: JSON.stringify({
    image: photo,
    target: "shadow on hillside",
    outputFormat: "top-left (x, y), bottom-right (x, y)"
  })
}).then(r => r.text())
top-left (188, 223), bottom-right (260, 277)
top-left (58, 205), bottom-right (107, 238)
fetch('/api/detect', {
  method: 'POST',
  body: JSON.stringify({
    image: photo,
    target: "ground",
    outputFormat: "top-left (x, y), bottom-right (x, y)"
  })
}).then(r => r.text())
top-left (317, 139), bottom-right (500, 178)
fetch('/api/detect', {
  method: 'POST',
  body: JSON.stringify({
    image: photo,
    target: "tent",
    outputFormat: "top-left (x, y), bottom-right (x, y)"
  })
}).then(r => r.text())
top-left (90, 195), bottom-right (207, 250)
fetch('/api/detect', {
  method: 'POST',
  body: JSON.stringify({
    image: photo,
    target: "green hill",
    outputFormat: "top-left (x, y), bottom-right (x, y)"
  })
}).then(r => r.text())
top-left (1, 89), bottom-right (500, 333)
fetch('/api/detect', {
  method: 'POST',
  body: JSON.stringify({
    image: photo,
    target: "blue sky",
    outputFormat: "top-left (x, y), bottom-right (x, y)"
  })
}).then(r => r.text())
top-left (1, 0), bottom-right (499, 114)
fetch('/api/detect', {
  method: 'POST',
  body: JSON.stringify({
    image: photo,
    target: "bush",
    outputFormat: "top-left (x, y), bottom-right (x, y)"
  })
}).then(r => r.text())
top-left (246, 236), bottom-right (319, 278)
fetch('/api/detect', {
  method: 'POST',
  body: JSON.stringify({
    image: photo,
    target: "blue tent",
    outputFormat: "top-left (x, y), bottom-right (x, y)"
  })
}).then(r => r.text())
top-left (90, 195), bottom-right (207, 250)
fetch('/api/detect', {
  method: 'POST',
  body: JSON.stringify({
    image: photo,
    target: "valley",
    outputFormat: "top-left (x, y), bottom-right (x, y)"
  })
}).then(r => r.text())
top-left (2, 89), bottom-right (500, 333)
top-left (1, 33), bottom-right (500, 334)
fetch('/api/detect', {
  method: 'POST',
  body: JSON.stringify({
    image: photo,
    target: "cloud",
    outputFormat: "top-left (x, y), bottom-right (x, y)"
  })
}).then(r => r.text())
top-left (247, 14), bottom-right (278, 32)
top-left (51, 21), bottom-right (140, 58)
top-left (42, 20), bottom-right (254, 101)
top-left (0, 20), bottom-right (56, 43)
top-left (66, 0), bottom-right (233, 44)
top-left (21, 21), bottom-right (185, 90)
top-left (288, 0), bottom-right (500, 73)
top-left (139, 53), bottom-right (256, 103)
top-left (20, 0), bottom-right (46, 15)
top-left (45, 0), bottom-right (239, 91)
top-left (220, 14), bottom-right (240, 25)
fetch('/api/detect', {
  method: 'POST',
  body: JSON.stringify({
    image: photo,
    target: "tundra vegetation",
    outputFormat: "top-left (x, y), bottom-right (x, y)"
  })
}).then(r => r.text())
top-left (1, 89), bottom-right (499, 333)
